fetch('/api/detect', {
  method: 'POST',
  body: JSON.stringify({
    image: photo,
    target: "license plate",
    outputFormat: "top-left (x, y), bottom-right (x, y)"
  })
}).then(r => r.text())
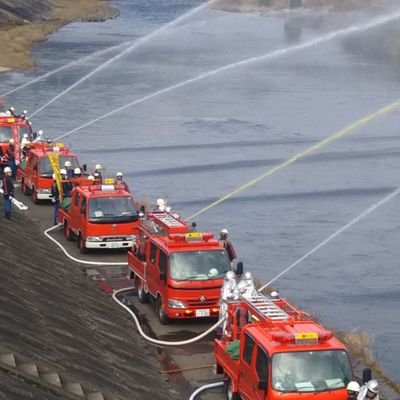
top-left (109, 242), bottom-right (120, 249)
top-left (196, 309), bottom-right (210, 317)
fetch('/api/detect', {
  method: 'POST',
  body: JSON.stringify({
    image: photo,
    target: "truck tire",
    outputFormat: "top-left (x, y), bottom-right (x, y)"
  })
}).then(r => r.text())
top-left (78, 233), bottom-right (88, 254)
top-left (21, 179), bottom-right (30, 196)
top-left (156, 296), bottom-right (171, 325)
top-left (31, 186), bottom-right (39, 204)
top-left (64, 222), bottom-right (74, 241)
top-left (135, 276), bottom-right (149, 303)
top-left (224, 379), bottom-right (240, 400)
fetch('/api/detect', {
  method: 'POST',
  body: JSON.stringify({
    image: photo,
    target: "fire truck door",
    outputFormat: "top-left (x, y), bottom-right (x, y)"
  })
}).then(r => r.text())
top-left (239, 333), bottom-right (256, 399)
top-left (70, 192), bottom-right (82, 231)
top-left (239, 334), bottom-right (269, 400)
top-left (252, 346), bottom-right (269, 399)
top-left (30, 157), bottom-right (38, 187)
top-left (146, 242), bottom-right (159, 295)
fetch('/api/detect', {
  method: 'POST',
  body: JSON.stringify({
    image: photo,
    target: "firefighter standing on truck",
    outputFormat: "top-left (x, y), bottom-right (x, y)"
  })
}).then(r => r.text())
top-left (2, 167), bottom-right (14, 219)
top-left (116, 172), bottom-right (130, 192)
top-left (219, 229), bottom-right (236, 263)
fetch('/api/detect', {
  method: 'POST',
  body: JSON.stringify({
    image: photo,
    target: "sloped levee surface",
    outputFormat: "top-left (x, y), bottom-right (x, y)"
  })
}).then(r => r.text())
top-left (0, 210), bottom-right (178, 400)
top-left (0, 0), bottom-right (52, 24)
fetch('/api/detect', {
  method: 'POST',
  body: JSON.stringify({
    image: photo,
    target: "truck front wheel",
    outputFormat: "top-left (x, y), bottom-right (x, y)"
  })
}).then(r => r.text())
top-left (135, 276), bottom-right (149, 303)
top-left (78, 233), bottom-right (88, 254)
top-left (31, 186), bottom-right (39, 204)
top-left (64, 222), bottom-right (74, 241)
top-left (156, 296), bottom-right (171, 325)
top-left (21, 179), bottom-right (31, 196)
top-left (224, 379), bottom-right (240, 400)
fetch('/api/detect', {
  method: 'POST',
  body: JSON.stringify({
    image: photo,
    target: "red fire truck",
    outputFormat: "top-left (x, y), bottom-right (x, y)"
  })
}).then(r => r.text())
top-left (0, 113), bottom-right (33, 167)
top-left (214, 293), bottom-right (354, 400)
top-left (58, 183), bottom-right (140, 253)
top-left (17, 144), bottom-right (81, 203)
top-left (128, 211), bottom-right (232, 324)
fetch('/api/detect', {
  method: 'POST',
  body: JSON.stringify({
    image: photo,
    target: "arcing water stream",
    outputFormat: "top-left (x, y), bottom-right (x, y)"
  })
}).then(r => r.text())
top-left (53, 10), bottom-right (400, 141)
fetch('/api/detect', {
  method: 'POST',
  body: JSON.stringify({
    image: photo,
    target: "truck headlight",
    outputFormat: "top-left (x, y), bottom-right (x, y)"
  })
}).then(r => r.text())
top-left (168, 299), bottom-right (188, 309)
top-left (86, 236), bottom-right (103, 242)
top-left (38, 188), bottom-right (51, 194)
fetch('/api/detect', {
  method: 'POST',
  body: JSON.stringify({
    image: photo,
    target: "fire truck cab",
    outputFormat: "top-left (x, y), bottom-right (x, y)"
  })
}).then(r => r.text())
top-left (214, 293), bottom-right (353, 400)
top-left (0, 113), bottom-right (33, 167)
top-left (17, 144), bottom-right (80, 203)
top-left (128, 211), bottom-right (232, 324)
top-left (58, 183), bottom-right (140, 253)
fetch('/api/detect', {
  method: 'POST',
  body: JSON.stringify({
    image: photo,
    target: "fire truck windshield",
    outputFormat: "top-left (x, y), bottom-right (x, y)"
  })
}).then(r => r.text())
top-left (88, 196), bottom-right (138, 223)
top-left (39, 156), bottom-right (79, 177)
top-left (0, 126), bottom-right (12, 142)
top-left (272, 350), bottom-right (352, 392)
top-left (169, 250), bottom-right (229, 281)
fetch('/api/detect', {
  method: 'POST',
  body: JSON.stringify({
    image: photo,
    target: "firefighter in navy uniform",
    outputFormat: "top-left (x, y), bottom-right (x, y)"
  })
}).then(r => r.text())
top-left (116, 172), bottom-right (130, 192)
top-left (219, 229), bottom-right (237, 264)
top-left (50, 174), bottom-right (60, 225)
top-left (94, 164), bottom-right (103, 184)
top-left (2, 166), bottom-right (14, 219)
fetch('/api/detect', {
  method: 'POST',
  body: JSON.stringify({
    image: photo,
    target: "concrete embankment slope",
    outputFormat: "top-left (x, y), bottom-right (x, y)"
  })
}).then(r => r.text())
top-left (0, 210), bottom-right (178, 400)
top-left (0, 0), bottom-right (117, 70)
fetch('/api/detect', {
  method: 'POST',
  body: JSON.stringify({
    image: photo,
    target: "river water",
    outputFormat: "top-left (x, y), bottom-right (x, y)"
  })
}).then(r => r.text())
top-left (1, 0), bottom-right (400, 382)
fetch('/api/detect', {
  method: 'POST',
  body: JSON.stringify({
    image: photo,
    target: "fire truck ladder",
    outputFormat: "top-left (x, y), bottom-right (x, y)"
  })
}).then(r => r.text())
top-left (247, 295), bottom-right (289, 321)
top-left (155, 212), bottom-right (185, 227)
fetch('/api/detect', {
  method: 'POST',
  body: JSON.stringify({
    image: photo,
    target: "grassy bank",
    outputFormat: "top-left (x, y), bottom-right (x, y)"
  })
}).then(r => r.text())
top-left (0, 0), bottom-right (117, 70)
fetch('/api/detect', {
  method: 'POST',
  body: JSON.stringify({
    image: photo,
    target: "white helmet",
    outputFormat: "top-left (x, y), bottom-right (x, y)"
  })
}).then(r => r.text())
top-left (23, 110), bottom-right (27, 114)
top-left (74, 167), bottom-right (81, 174)
top-left (52, 173), bottom-right (56, 180)
top-left (366, 380), bottom-right (378, 394)
top-left (220, 228), bottom-right (229, 237)
top-left (60, 168), bottom-right (67, 175)
top-left (244, 271), bottom-right (253, 280)
top-left (9, 138), bottom-right (14, 144)
top-left (88, 175), bottom-right (95, 181)
top-left (116, 171), bottom-right (123, 177)
top-left (156, 198), bottom-right (165, 206)
top-left (23, 133), bottom-right (28, 138)
top-left (347, 381), bottom-right (360, 393)
top-left (64, 161), bottom-right (72, 167)
top-left (4, 166), bottom-right (12, 173)
top-left (225, 271), bottom-right (235, 280)
top-left (38, 130), bottom-right (43, 136)
top-left (95, 164), bottom-right (102, 170)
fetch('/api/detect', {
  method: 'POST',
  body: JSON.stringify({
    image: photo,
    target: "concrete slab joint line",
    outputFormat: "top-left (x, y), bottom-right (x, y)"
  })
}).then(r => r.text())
top-left (64, 382), bottom-right (85, 397)
top-left (19, 362), bottom-right (39, 377)
top-left (42, 372), bottom-right (62, 387)
top-left (87, 393), bottom-right (105, 400)
top-left (0, 353), bottom-right (16, 368)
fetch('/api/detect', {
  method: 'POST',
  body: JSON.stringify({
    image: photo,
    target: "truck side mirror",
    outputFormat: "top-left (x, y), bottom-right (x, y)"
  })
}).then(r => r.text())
top-left (235, 261), bottom-right (243, 275)
top-left (82, 164), bottom-right (87, 172)
top-left (160, 272), bottom-right (166, 282)
top-left (362, 367), bottom-right (372, 384)
top-left (257, 380), bottom-right (267, 390)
